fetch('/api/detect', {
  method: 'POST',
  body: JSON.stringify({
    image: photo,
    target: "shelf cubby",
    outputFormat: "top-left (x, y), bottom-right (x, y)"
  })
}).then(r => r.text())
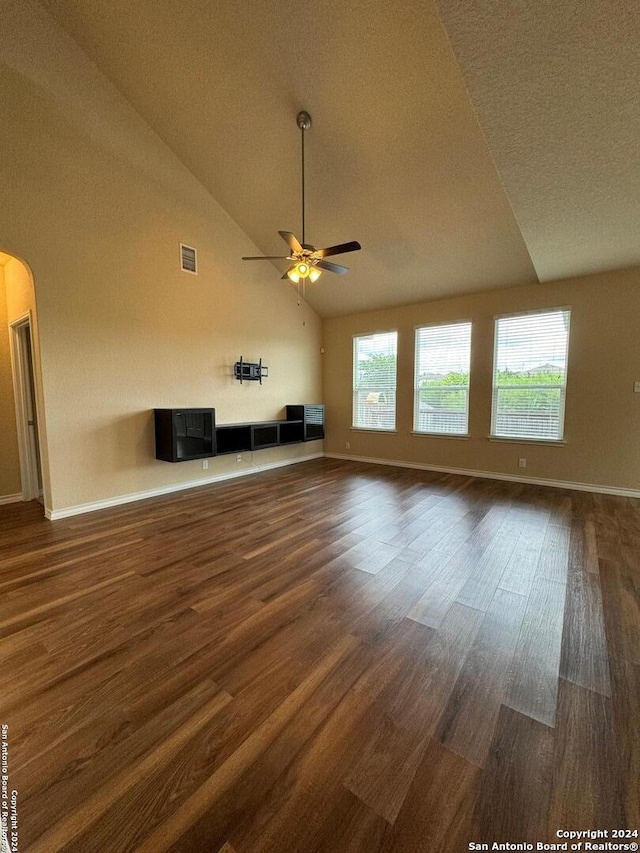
top-left (155, 405), bottom-right (324, 462)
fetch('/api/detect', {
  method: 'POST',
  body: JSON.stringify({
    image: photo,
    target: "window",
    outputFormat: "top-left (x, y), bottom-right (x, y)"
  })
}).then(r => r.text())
top-left (491, 309), bottom-right (571, 441)
top-left (353, 331), bottom-right (397, 430)
top-left (414, 322), bottom-right (472, 435)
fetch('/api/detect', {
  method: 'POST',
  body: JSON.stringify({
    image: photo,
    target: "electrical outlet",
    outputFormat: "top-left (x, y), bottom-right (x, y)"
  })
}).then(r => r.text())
top-left (346, 441), bottom-right (350, 450)
top-left (518, 458), bottom-right (527, 469)
top-left (236, 453), bottom-right (242, 463)
top-left (202, 459), bottom-right (209, 470)
top-left (634, 381), bottom-right (640, 393)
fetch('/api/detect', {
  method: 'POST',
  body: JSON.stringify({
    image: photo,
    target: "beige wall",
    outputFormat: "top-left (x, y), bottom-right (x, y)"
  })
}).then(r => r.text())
top-left (323, 267), bottom-right (640, 493)
top-left (0, 266), bottom-right (21, 498)
top-left (0, 4), bottom-right (322, 514)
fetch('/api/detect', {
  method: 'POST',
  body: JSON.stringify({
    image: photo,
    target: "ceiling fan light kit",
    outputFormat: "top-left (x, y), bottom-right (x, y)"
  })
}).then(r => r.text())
top-left (242, 110), bottom-right (361, 285)
top-left (288, 260), bottom-right (321, 284)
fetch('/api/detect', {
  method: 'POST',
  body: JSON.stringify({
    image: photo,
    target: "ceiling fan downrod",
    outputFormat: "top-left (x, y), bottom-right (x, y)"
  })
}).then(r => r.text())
top-left (297, 110), bottom-right (312, 247)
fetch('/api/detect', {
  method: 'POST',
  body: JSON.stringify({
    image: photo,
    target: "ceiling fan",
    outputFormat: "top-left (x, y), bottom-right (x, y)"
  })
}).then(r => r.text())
top-left (242, 110), bottom-right (361, 284)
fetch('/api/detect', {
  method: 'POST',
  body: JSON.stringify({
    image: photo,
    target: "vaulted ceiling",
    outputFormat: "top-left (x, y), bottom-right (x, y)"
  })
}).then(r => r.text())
top-left (41, 0), bottom-right (640, 317)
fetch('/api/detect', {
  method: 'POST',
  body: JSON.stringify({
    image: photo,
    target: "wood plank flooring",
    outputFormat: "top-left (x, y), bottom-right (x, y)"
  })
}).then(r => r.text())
top-left (0, 459), bottom-right (637, 851)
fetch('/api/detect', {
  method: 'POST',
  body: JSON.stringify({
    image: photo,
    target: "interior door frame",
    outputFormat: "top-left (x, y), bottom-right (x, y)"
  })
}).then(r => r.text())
top-left (9, 311), bottom-right (42, 501)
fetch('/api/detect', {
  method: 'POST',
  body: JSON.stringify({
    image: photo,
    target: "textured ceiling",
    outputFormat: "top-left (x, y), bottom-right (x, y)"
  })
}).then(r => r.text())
top-left (39, 0), bottom-right (638, 316)
top-left (436, 0), bottom-right (640, 284)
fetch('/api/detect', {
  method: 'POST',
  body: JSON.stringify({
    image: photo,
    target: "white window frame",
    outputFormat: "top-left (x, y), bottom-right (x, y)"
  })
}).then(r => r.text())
top-left (352, 331), bottom-right (398, 432)
top-left (413, 320), bottom-right (472, 437)
top-left (490, 308), bottom-right (571, 443)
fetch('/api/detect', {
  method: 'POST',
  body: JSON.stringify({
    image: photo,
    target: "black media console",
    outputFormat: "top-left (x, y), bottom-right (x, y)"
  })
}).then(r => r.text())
top-left (154, 404), bottom-right (324, 463)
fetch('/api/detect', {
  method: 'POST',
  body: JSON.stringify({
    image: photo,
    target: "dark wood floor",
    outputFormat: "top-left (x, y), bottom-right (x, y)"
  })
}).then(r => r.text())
top-left (0, 459), bottom-right (638, 852)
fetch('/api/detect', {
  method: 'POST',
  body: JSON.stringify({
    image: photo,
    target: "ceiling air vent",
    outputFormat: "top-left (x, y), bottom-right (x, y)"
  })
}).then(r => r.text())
top-left (180, 243), bottom-right (197, 275)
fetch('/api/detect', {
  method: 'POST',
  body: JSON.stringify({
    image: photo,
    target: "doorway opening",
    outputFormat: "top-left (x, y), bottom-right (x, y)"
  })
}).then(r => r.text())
top-left (10, 315), bottom-right (43, 502)
top-left (0, 250), bottom-right (47, 513)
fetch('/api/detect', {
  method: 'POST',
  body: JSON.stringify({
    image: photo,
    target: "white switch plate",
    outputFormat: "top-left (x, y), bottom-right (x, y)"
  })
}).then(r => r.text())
top-left (518, 458), bottom-right (527, 468)
top-left (634, 381), bottom-right (640, 393)
top-left (202, 459), bottom-right (209, 470)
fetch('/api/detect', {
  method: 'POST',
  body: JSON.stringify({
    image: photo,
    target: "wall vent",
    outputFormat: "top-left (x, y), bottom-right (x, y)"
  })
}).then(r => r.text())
top-left (180, 243), bottom-right (197, 274)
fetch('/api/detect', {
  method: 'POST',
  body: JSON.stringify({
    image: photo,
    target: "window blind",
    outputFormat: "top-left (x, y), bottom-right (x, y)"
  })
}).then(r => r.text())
top-left (414, 322), bottom-right (471, 435)
top-left (491, 309), bottom-right (571, 441)
top-left (353, 332), bottom-right (397, 430)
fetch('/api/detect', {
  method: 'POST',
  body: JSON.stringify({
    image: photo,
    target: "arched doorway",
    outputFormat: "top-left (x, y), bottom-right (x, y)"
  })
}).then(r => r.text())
top-left (0, 251), bottom-right (47, 512)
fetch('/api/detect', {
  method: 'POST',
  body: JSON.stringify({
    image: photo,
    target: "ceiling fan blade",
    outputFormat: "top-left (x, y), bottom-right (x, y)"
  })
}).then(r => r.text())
top-left (278, 231), bottom-right (304, 254)
top-left (313, 240), bottom-right (361, 259)
top-left (316, 259), bottom-right (349, 275)
top-left (242, 256), bottom-right (290, 260)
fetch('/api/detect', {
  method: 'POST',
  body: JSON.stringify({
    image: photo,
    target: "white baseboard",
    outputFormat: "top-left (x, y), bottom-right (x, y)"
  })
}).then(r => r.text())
top-left (46, 453), bottom-right (323, 520)
top-left (0, 493), bottom-right (23, 505)
top-left (324, 452), bottom-right (640, 499)
top-left (42, 447), bottom-right (640, 520)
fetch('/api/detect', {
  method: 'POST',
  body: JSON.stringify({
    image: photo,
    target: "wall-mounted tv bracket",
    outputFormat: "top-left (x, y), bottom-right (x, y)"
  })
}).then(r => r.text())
top-left (234, 357), bottom-right (269, 384)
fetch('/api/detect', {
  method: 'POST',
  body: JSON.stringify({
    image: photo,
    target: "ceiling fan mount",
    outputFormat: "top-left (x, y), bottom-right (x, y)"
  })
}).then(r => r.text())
top-left (296, 110), bottom-right (312, 132)
top-left (242, 110), bottom-right (361, 284)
